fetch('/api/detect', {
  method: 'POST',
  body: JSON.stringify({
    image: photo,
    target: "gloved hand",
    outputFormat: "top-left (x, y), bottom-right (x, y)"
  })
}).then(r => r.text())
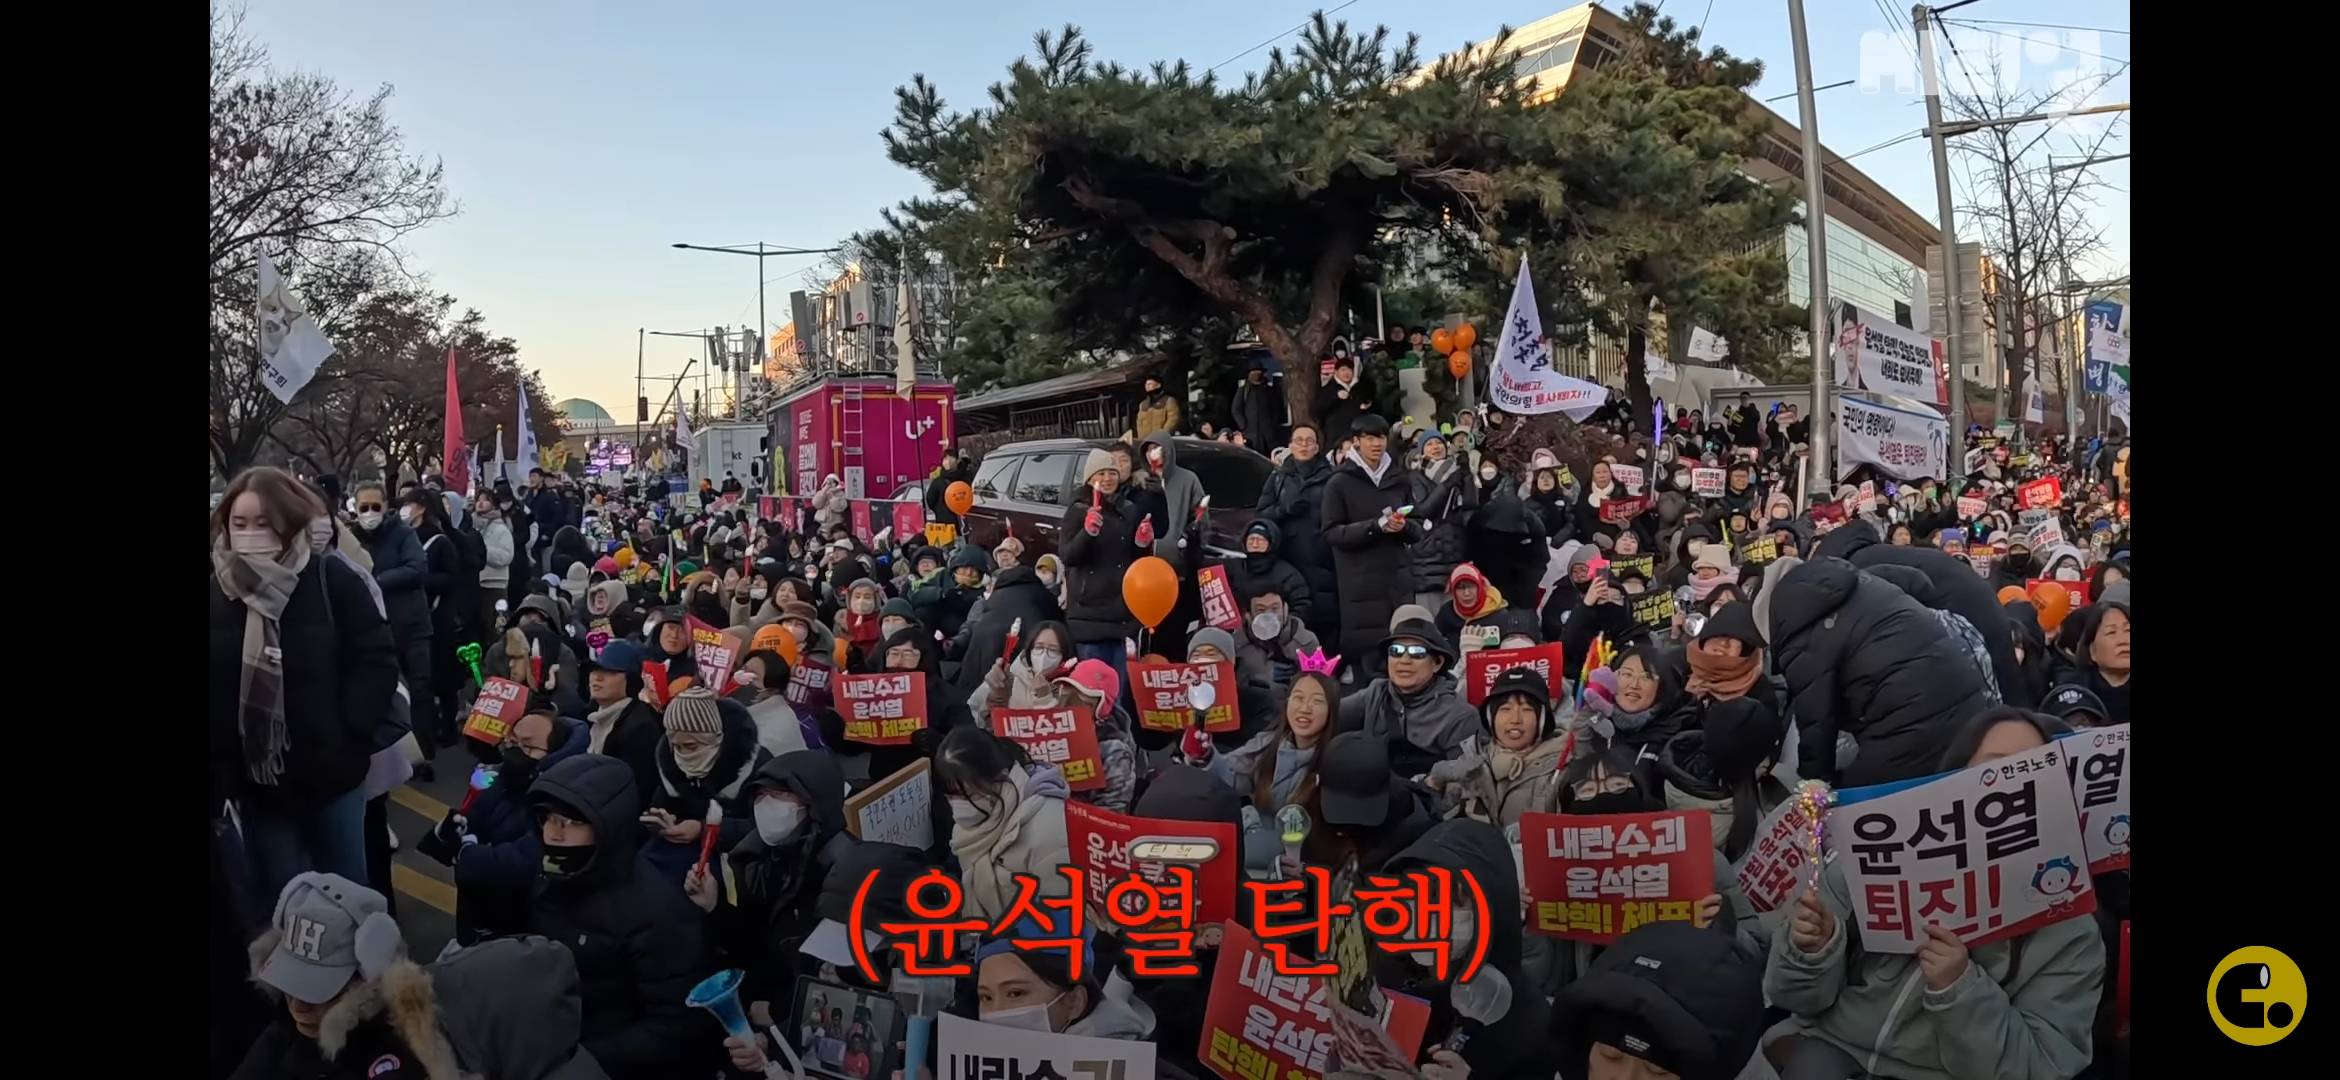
top-left (1083, 508), bottom-right (1103, 536)
top-left (1178, 726), bottom-right (1214, 765)
top-left (1134, 517), bottom-right (1156, 548)
top-left (414, 810), bottom-right (470, 866)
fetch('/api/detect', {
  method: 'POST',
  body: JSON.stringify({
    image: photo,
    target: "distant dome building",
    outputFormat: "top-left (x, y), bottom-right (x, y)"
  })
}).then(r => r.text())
top-left (554, 398), bottom-right (613, 427)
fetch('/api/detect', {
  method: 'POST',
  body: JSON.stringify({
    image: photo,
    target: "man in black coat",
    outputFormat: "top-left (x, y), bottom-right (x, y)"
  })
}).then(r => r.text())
top-left (525, 753), bottom-right (712, 1080)
top-left (924, 448), bottom-right (974, 529)
top-left (1221, 520), bottom-right (1312, 631)
top-left (1754, 556), bottom-right (1993, 787)
top-left (1230, 360), bottom-right (1283, 448)
top-left (949, 563), bottom-right (1066, 707)
top-left (349, 481), bottom-right (435, 757)
top-left (1255, 424), bottom-right (1340, 648)
top-left (1321, 414), bottom-right (1424, 662)
top-left (1815, 519), bottom-right (2028, 707)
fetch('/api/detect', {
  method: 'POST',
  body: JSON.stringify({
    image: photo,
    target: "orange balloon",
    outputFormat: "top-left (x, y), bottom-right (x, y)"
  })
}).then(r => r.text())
top-left (1996, 586), bottom-right (2027, 606)
top-left (1447, 349), bottom-right (1472, 379)
top-left (2027, 582), bottom-right (2074, 632)
top-left (1454, 322), bottom-right (1478, 351)
top-left (1123, 555), bottom-right (1179, 630)
top-left (1430, 328), bottom-right (1454, 354)
top-left (945, 480), bottom-right (974, 516)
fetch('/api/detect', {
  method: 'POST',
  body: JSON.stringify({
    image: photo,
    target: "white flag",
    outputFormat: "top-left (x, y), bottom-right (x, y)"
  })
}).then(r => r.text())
top-left (1487, 257), bottom-right (1607, 420)
top-left (491, 426), bottom-right (508, 490)
top-left (254, 252), bottom-right (337, 405)
top-left (464, 442), bottom-right (480, 497)
top-left (2025, 377), bottom-right (2046, 424)
top-left (514, 377), bottom-right (538, 481)
top-left (894, 258), bottom-right (917, 399)
top-left (675, 403), bottom-right (694, 456)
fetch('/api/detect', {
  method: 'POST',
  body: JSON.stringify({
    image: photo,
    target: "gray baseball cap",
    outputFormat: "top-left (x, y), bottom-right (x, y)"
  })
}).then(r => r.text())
top-left (257, 872), bottom-right (401, 1005)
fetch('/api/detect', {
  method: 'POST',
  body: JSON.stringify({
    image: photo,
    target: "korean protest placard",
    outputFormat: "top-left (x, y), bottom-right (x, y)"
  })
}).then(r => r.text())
top-left (1832, 740), bottom-right (2096, 953)
top-left (891, 500), bottom-right (925, 541)
top-left (1599, 494), bottom-right (1652, 525)
top-left (1736, 796), bottom-right (1824, 914)
top-left (1128, 660), bottom-right (1239, 733)
top-left (844, 758), bottom-right (933, 850)
top-left (1836, 394), bottom-right (1949, 482)
top-left (2026, 517), bottom-right (2066, 551)
top-left (1197, 565), bottom-right (1244, 632)
top-left (461, 677), bottom-right (528, 744)
top-left (1831, 300), bottom-right (1948, 408)
top-left (940, 1011), bottom-right (1157, 1080)
top-left (685, 614), bottom-right (740, 690)
top-left (2026, 578), bottom-right (2091, 612)
top-left (849, 499), bottom-right (874, 545)
top-left (1737, 536), bottom-right (1779, 566)
top-left (995, 706), bottom-right (1106, 792)
top-left (1609, 464), bottom-right (1645, 494)
top-left (1691, 468), bottom-right (1726, 497)
top-left (1955, 495), bottom-right (1988, 521)
top-left (1605, 554), bottom-right (1656, 582)
top-left (1463, 643), bottom-right (1566, 707)
top-left (835, 671), bottom-right (929, 745)
top-left (1198, 922), bottom-right (1431, 1080)
top-left (1629, 589), bottom-right (1676, 629)
top-left (1519, 810), bottom-right (1715, 943)
top-left (1065, 800), bottom-right (1242, 928)
top-left (2061, 724), bottom-right (2130, 873)
top-left (2018, 476), bottom-right (2063, 510)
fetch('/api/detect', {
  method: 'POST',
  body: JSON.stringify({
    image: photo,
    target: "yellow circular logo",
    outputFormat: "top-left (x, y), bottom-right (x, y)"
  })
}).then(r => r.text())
top-left (2207, 946), bottom-right (2307, 1046)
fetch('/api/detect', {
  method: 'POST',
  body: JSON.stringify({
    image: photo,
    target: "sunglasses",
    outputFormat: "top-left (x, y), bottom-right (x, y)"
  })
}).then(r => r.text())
top-left (356, 502), bottom-right (385, 513)
top-left (1386, 643), bottom-right (1433, 660)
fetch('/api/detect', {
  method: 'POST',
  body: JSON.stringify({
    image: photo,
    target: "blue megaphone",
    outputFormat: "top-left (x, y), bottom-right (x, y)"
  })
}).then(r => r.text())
top-left (686, 968), bottom-right (753, 1041)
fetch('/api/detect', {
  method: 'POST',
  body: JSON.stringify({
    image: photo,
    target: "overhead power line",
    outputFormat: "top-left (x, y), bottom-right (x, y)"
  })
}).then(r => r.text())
top-left (1209, 0), bottom-right (1367, 74)
top-left (1943, 17), bottom-right (2129, 35)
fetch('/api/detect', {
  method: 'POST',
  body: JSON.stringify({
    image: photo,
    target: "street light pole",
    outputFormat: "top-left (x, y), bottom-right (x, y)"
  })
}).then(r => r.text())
top-left (671, 241), bottom-right (841, 422)
top-left (1916, 4), bottom-right (1967, 473)
top-left (1788, 0), bottom-right (1834, 492)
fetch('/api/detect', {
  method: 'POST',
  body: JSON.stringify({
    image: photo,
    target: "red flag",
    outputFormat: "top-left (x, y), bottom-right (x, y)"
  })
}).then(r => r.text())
top-left (441, 348), bottom-right (469, 492)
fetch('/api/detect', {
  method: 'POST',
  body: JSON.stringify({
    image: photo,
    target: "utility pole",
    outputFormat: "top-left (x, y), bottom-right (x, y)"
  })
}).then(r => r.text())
top-left (635, 327), bottom-right (646, 452)
top-left (1915, 3), bottom-right (1967, 473)
top-left (1788, 0), bottom-right (1833, 490)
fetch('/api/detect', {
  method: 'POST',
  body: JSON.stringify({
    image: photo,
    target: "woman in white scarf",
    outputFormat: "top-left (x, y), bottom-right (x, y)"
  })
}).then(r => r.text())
top-left (935, 727), bottom-right (1073, 922)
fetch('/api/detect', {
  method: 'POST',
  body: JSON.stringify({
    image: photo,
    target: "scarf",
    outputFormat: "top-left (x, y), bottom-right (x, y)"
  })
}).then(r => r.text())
top-left (213, 532), bottom-right (313, 786)
top-left (1488, 733), bottom-right (1570, 782)
top-left (1344, 448), bottom-right (1392, 486)
top-left (1689, 572), bottom-right (1735, 602)
top-left (586, 697), bottom-right (631, 754)
top-left (1684, 647), bottom-right (1761, 701)
top-left (674, 739), bottom-right (722, 777)
top-left (950, 764), bottom-right (1030, 862)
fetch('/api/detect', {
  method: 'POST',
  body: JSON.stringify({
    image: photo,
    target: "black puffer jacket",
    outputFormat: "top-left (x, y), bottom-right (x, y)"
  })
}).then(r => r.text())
top-left (1057, 483), bottom-right (1145, 645)
top-left (1552, 921), bottom-right (1766, 1080)
top-left (1766, 557), bottom-right (1992, 786)
top-left (714, 751), bottom-right (850, 1008)
top-left (1408, 459), bottom-right (1479, 598)
top-left (525, 754), bottom-right (712, 1080)
top-left (354, 513), bottom-right (434, 646)
top-left (1380, 819), bottom-right (1553, 1080)
top-left (1255, 455), bottom-right (1339, 635)
top-left (1466, 485), bottom-right (1554, 609)
top-left (1222, 520), bottom-right (1313, 625)
top-left (1322, 453), bottom-right (1424, 659)
top-left (949, 565), bottom-right (1067, 706)
top-left (208, 554), bottom-right (401, 815)
top-left (1816, 522), bottom-right (2029, 707)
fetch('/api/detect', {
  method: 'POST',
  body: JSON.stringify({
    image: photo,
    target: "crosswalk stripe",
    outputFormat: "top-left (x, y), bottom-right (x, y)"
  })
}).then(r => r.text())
top-left (392, 863), bottom-right (458, 915)
top-left (389, 784), bottom-right (451, 821)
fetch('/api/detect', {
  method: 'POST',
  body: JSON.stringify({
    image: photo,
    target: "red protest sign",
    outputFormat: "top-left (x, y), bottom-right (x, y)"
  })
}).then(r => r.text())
top-left (1066, 799), bottom-right (1242, 927)
top-left (642, 659), bottom-right (673, 708)
top-left (2018, 476), bottom-right (2063, 510)
top-left (1736, 796), bottom-right (1824, 914)
top-left (1520, 810), bottom-right (1715, 943)
top-left (834, 671), bottom-right (929, 745)
top-left (1955, 495), bottom-right (1988, 520)
top-left (848, 500), bottom-right (874, 545)
top-left (891, 500), bottom-right (925, 542)
top-left (995, 706), bottom-right (1106, 792)
top-left (780, 497), bottom-right (803, 526)
top-left (1128, 660), bottom-right (1239, 733)
top-left (685, 615), bottom-right (740, 689)
top-left (758, 495), bottom-right (778, 524)
top-left (1598, 494), bottom-right (1652, 524)
top-left (2025, 578), bottom-right (2091, 611)
top-left (1198, 922), bottom-right (1431, 1080)
top-left (462, 677), bottom-right (529, 744)
top-left (1197, 565), bottom-right (1244, 632)
top-left (1462, 643), bottom-right (1566, 707)
top-left (784, 656), bottom-right (833, 715)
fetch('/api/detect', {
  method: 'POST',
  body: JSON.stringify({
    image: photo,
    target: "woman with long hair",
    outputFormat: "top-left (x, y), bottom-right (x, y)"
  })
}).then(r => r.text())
top-left (1217, 671), bottom-right (1338, 874)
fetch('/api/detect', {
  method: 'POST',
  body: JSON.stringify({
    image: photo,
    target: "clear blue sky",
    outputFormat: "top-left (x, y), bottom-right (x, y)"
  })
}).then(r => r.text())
top-left (241, 0), bottom-right (2129, 412)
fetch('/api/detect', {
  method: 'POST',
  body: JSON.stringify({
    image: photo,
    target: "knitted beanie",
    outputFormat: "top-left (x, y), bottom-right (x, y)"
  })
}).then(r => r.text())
top-left (663, 686), bottom-right (722, 736)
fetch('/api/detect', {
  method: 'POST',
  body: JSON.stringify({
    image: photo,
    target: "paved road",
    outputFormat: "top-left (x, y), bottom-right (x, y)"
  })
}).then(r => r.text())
top-left (384, 757), bottom-right (470, 959)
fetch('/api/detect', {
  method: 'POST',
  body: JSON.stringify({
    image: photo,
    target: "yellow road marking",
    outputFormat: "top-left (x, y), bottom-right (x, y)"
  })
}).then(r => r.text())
top-left (392, 863), bottom-right (458, 915)
top-left (389, 784), bottom-right (451, 820)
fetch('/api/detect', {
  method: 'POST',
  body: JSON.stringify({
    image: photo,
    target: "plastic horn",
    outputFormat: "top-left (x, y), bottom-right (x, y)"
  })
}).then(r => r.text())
top-left (685, 968), bottom-right (754, 1042)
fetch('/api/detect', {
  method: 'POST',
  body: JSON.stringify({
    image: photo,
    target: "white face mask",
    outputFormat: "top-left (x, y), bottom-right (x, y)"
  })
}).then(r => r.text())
top-left (981, 992), bottom-right (1066, 1033)
top-left (851, 597), bottom-right (877, 615)
top-left (2053, 567), bottom-right (2082, 581)
top-left (753, 798), bottom-right (805, 845)
top-left (1027, 648), bottom-right (1062, 674)
top-left (750, 586), bottom-right (768, 601)
top-left (356, 510), bottom-right (385, 530)
top-left (882, 619), bottom-right (910, 640)
top-left (1250, 611), bottom-right (1283, 641)
top-left (229, 527), bottom-right (282, 558)
top-left (401, 506), bottom-right (423, 527)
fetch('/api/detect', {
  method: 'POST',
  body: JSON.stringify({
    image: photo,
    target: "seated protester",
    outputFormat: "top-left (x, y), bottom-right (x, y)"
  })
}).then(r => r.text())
top-left (234, 873), bottom-right (604, 1080)
top-left (1120, 764), bottom-right (1250, 1077)
top-left (477, 618), bottom-right (586, 719)
top-left (1764, 708), bottom-right (2106, 1080)
top-left (738, 646), bottom-right (821, 756)
top-left (2053, 602), bottom-right (2130, 727)
top-left (2004, 603), bottom-right (2071, 710)
top-left (640, 687), bottom-right (769, 887)
top-left (525, 753), bottom-right (714, 1080)
top-left (1222, 520), bottom-right (1314, 632)
top-left (832, 578), bottom-right (887, 671)
top-left (1686, 544), bottom-right (1739, 606)
top-left (577, 577), bottom-right (635, 644)
top-left (685, 749), bottom-right (852, 1018)
top-left (878, 597), bottom-right (922, 649)
top-left (1187, 626), bottom-right (1277, 749)
top-left (683, 571), bottom-right (729, 629)
top-left (1340, 616), bottom-right (1483, 780)
top-left (1236, 584), bottom-right (1321, 694)
top-left (643, 604), bottom-right (694, 669)
top-left (1542, 547), bottom-right (1640, 668)
top-left (1377, 819), bottom-right (1551, 1080)
top-left (949, 559), bottom-right (1067, 708)
top-left (970, 619), bottom-right (1074, 720)
top-left (416, 703), bottom-right (591, 946)
top-left (910, 546), bottom-right (987, 643)
top-left (1550, 921), bottom-right (1768, 1080)
top-left (935, 725), bottom-right (1073, 924)
top-left (1435, 562), bottom-right (1511, 653)
top-left (1302, 731), bottom-right (1438, 871)
top-left (728, 560), bottom-right (785, 629)
top-left (976, 913), bottom-right (1151, 1038)
top-left (1427, 666), bottom-right (1572, 829)
top-left (579, 640), bottom-right (664, 816)
top-left (1221, 670), bottom-right (1336, 874)
top-left (776, 601), bottom-right (840, 698)
top-left (1654, 602), bottom-right (1788, 869)
top-left (1753, 555), bottom-right (1995, 786)
top-left (1589, 645), bottom-right (1686, 787)
top-left (1047, 658), bottom-right (1139, 813)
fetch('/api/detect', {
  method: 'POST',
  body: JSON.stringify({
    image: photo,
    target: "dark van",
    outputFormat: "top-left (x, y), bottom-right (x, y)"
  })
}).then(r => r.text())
top-left (953, 437), bottom-right (1270, 561)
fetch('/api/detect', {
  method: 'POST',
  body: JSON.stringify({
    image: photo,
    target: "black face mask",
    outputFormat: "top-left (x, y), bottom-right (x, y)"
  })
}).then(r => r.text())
top-left (2001, 553), bottom-right (2037, 575)
top-left (466, 737), bottom-right (503, 765)
top-left (499, 748), bottom-right (540, 788)
top-left (541, 841), bottom-right (596, 879)
top-left (1573, 791), bottom-right (1659, 817)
